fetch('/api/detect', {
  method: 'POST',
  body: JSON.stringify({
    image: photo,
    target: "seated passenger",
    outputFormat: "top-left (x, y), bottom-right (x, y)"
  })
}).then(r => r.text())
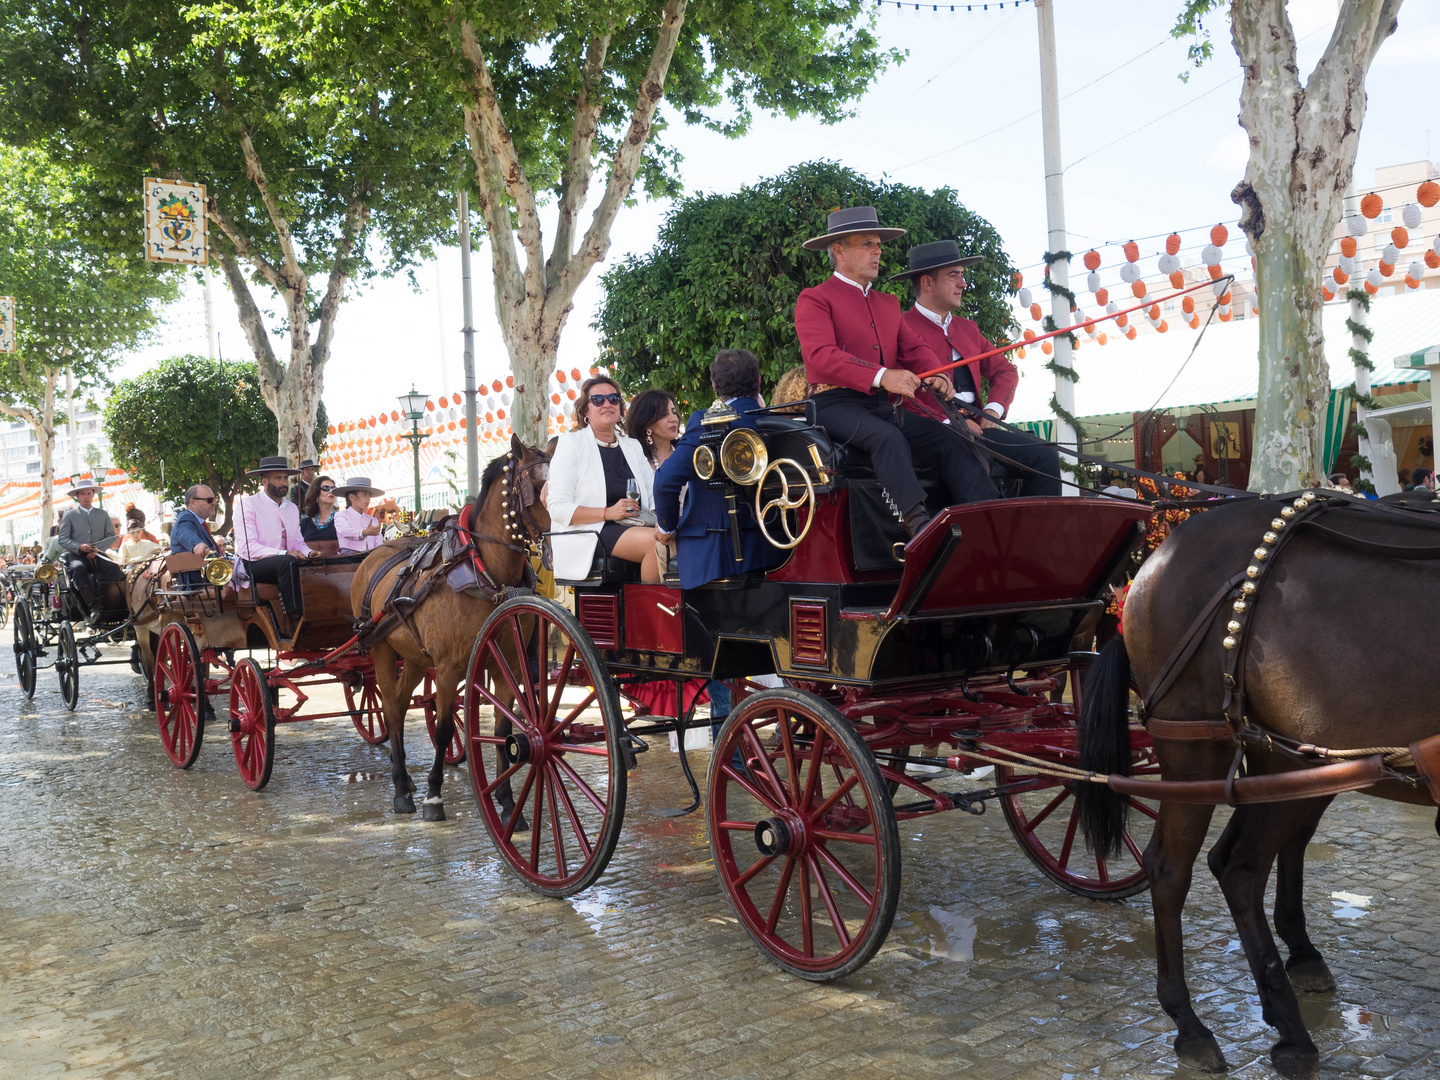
top-left (793, 207), bottom-right (997, 538)
top-left (627, 388), bottom-right (682, 471)
top-left (233, 457), bottom-right (317, 616)
top-left (547, 377), bottom-right (660, 582)
top-left (654, 349), bottom-right (785, 589)
top-left (58, 478), bottom-right (127, 613)
top-left (333, 477), bottom-right (385, 554)
top-left (170, 485), bottom-right (226, 588)
top-left (300, 475), bottom-right (339, 542)
top-left (895, 240), bottom-right (1061, 497)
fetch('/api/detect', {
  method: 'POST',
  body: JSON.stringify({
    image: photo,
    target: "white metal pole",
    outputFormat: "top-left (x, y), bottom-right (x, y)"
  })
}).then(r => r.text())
top-left (203, 269), bottom-right (218, 361)
top-left (1035, 0), bottom-right (1078, 494)
top-left (457, 192), bottom-right (479, 503)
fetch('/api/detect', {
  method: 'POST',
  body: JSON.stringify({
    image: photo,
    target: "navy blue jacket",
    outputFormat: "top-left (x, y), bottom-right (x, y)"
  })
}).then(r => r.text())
top-left (653, 396), bottom-right (783, 589)
top-left (170, 507), bottom-right (219, 587)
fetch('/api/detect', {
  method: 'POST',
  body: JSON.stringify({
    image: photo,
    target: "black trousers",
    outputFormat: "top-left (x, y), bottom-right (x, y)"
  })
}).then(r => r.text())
top-left (65, 553), bottom-right (126, 606)
top-left (245, 554), bottom-right (304, 615)
top-left (814, 389), bottom-right (997, 513)
top-left (981, 425), bottom-right (1063, 497)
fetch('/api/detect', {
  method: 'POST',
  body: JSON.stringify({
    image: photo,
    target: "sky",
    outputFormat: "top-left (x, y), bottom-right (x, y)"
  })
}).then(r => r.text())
top-left (120, 0), bottom-right (1440, 425)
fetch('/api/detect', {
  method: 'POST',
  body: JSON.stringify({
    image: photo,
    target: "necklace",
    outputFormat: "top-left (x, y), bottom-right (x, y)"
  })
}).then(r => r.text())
top-left (595, 434), bottom-right (619, 448)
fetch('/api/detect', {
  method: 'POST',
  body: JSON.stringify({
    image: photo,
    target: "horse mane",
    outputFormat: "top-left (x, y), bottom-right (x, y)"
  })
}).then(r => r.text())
top-left (476, 452), bottom-right (512, 511)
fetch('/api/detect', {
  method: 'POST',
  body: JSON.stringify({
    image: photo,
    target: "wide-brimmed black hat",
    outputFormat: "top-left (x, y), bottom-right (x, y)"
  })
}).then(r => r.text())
top-left (246, 456), bottom-right (302, 477)
top-left (802, 206), bottom-right (906, 251)
top-left (888, 239), bottom-right (983, 281)
top-left (297, 459), bottom-right (318, 470)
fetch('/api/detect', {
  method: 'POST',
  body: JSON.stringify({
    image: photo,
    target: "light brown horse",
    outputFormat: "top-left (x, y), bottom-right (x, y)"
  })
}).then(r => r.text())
top-left (350, 435), bottom-right (549, 821)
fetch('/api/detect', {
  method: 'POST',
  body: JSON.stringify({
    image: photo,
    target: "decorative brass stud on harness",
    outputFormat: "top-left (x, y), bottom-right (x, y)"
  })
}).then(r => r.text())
top-left (1262, 530), bottom-right (1278, 544)
top-left (1223, 635), bottom-right (1239, 650)
top-left (1226, 618), bottom-right (1242, 634)
top-left (1246, 564), bottom-right (1261, 578)
top-left (1253, 547), bottom-right (1269, 561)
top-left (1280, 506), bottom-right (1296, 519)
top-left (1241, 580), bottom-right (1257, 595)
top-left (1270, 517), bottom-right (1286, 530)
top-left (1233, 599), bottom-right (1248, 614)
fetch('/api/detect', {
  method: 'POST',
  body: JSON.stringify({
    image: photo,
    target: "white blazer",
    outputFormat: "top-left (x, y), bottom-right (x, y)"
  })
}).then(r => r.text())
top-left (547, 427), bottom-right (655, 580)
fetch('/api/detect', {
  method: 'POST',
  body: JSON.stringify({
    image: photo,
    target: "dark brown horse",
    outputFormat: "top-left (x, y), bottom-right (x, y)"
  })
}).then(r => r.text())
top-left (350, 435), bottom-right (549, 822)
top-left (1076, 493), bottom-right (1439, 1080)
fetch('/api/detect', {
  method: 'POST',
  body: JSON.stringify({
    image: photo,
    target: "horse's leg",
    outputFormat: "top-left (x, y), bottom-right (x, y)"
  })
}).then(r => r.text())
top-left (421, 660), bottom-right (464, 822)
top-left (375, 644), bottom-right (423, 814)
top-left (1148, 800), bottom-right (1228, 1072)
top-left (1207, 803), bottom-right (1321, 1080)
top-left (1273, 796), bottom-right (1337, 993)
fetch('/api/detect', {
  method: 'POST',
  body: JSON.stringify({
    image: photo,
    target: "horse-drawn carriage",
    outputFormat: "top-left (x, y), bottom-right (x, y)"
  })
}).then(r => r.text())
top-left (11, 550), bottom-right (139, 710)
top-left (457, 403), bottom-right (1158, 979)
top-left (135, 539), bottom-right (464, 789)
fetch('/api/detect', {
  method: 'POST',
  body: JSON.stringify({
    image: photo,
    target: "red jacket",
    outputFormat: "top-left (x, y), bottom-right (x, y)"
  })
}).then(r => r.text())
top-left (794, 275), bottom-right (941, 393)
top-left (901, 305), bottom-right (1020, 420)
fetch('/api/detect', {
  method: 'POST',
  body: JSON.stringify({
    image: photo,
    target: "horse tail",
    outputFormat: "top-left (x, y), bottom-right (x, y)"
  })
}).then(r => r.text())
top-left (1075, 636), bottom-right (1134, 860)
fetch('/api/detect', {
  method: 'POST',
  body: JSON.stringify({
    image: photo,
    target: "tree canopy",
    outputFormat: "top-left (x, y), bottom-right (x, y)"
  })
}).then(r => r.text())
top-left (594, 161), bottom-right (1017, 410)
top-left (102, 354), bottom-right (328, 530)
top-left (0, 0), bottom-right (467, 459)
top-left (0, 142), bottom-right (178, 532)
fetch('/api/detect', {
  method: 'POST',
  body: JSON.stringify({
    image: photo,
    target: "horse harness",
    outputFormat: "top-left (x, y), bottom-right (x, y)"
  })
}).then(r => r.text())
top-left (354, 451), bottom-right (547, 654)
top-left (1140, 488), bottom-right (1440, 805)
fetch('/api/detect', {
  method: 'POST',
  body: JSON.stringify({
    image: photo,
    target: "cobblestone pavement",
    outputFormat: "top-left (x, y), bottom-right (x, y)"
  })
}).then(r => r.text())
top-left (2, 630), bottom-right (1437, 1080)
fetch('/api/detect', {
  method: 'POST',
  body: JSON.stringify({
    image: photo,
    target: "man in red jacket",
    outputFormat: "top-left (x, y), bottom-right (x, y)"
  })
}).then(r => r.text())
top-left (895, 240), bottom-right (1061, 496)
top-left (794, 207), bottom-right (997, 537)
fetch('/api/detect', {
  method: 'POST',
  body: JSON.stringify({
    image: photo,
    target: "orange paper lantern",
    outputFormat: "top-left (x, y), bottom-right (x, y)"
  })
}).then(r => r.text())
top-left (1340, 236), bottom-right (1358, 258)
top-left (1016, 347), bottom-right (1026, 360)
top-left (1097, 332), bottom-right (1108, 346)
top-left (1166, 271), bottom-right (1183, 289)
top-left (1157, 320), bottom-right (1169, 333)
top-left (1417, 181), bottom-right (1440, 208)
top-left (1364, 279), bottom-right (1380, 295)
top-left (485, 412), bottom-right (494, 423)
top-left (1332, 267), bottom-right (1348, 284)
top-left (437, 395), bottom-right (449, 408)
top-left (1022, 328), bottom-right (1036, 341)
top-left (1210, 224), bottom-right (1228, 247)
top-left (1218, 311), bottom-right (1232, 322)
top-left (1166, 233), bottom-right (1182, 255)
top-left (1029, 303), bottom-right (1043, 320)
top-left (1125, 327), bottom-right (1137, 340)
top-left (1391, 227), bottom-right (1409, 249)
top-left (492, 379), bottom-right (503, 392)
top-left (507, 375), bottom-right (515, 388)
top-left (1083, 250), bottom-right (1101, 271)
top-left (570, 369), bottom-right (581, 381)
top-left (1131, 281), bottom-right (1147, 299)
top-left (327, 425), bottom-right (336, 435)
top-left (497, 408), bottom-right (507, 420)
top-left (1208, 265), bottom-right (1223, 279)
top-left (555, 370), bottom-right (566, 383)
top-left (378, 413), bottom-right (388, 424)
top-left (1148, 304), bottom-right (1161, 319)
top-left (1115, 313), bottom-right (1128, 328)
top-left (1013, 271), bottom-right (1024, 288)
top-left (1426, 250), bottom-right (1440, 270)
top-left (447, 422), bottom-right (456, 431)
top-left (1182, 296), bottom-right (1195, 314)
top-left (1041, 341), bottom-right (1053, 355)
top-left (551, 392), bottom-right (561, 404)
top-left (1218, 290), bottom-right (1232, 304)
top-left (1360, 192), bottom-right (1384, 218)
top-left (1322, 284), bottom-right (1336, 301)
top-left (1379, 261), bottom-right (1394, 277)
top-left (1123, 241), bottom-right (1139, 262)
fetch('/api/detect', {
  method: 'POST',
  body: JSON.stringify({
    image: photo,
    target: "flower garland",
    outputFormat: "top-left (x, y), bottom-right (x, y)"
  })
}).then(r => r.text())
top-left (1345, 287), bottom-right (1377, 495)
top-left (1040, 249), bottom-right (1088, 453)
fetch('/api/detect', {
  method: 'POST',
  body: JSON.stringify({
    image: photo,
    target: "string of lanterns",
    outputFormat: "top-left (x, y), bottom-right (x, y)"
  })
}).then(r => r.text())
top-left (873, 0), bottom-right (1031, 9)
top-left (1333, 180), bottom-right (1440, 299)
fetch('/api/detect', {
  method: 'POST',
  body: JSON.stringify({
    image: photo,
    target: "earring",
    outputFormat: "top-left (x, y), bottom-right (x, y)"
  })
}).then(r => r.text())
top-left (645, 430), bottom-right (653, 445)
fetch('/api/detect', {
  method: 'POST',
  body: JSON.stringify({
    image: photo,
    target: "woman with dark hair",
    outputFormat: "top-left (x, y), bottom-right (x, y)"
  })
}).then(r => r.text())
top-left (300, 474), bottom-right (338, 542)
top-left (548, 375), bottom-right (659, 581)
top-left (1191, 465), bottom-right (1211, 486)
top-left (627, 388), bottom-right (681, 469)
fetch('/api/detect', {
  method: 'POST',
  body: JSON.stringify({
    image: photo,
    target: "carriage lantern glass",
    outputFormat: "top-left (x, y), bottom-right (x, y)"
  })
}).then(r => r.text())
top-left (397, 386), bottom-right (430, 513)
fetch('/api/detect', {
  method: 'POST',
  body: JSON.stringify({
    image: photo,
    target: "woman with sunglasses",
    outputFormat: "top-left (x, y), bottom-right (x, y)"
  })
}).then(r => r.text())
top-left (300, 475), bottom-right (339, 542)
top-left (547, 375), bottom-right (660, 582)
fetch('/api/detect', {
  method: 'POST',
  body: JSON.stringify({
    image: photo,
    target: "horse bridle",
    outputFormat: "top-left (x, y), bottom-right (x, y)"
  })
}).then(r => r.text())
top-left (469, 447), bottom-right (551, 567)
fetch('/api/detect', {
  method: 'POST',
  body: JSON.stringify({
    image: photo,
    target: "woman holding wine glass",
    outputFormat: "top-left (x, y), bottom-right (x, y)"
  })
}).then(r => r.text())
top-left (546, 376), bottom-right (660, 582)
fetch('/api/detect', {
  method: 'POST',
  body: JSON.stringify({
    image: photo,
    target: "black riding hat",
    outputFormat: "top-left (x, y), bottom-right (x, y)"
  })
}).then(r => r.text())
top-left (889, 239), bottom-right (983, 281)
top-left (803, 206), bottom-right (906, 251)
top-left (246, 456), bottom-right (302, 477)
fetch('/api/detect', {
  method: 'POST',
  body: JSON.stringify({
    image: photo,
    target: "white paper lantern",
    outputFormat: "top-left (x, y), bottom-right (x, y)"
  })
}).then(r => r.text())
top-left (1105, 301), bottom-right (1118, 315)
top-left (1245, 239), bottom-right (1255, 256)
top-left (1402, 203), bottom-right (1423, 230)
top-left (1156, 253), bottom-right (1176, 275)
top-left (1118, 262), bottom-right (1140, 283)
top-left (1217, 304), bottom-right (1231, 316)
top-left (1433, 235), bottom-right (1440, 256)
top-left (1383, 243), bottom-right (1400, 264)
top-left (1200, 244), bottom-right (1222, 266)
top-left (1345, 215), bottom-right (1368, 237)
top-left (1409, 259), bottom-right (1426, 280)
top-left (1338, 254), bottom-right (1356, 275)
top-left (1017, 287), bottom-right (1032, 307)
top-left (1212, 279), bottom-right (1229, 297)
top-left (501, 390), bottom-right (513, 406)
top-left (1366, 268), bottom-right (1382, 288)
top-left (1086, 271), bottom-right (1101, 293)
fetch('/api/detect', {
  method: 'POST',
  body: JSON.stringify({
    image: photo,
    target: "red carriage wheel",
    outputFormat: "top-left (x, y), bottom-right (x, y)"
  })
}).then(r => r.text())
top-left (421, 671), bottom-right (466, 765)
top-left (230, 657), bottom-right (277, 791)
top-left (155, 622), bottom-right (206, 769)
top-left (343, 672), bottom-right (389, 745)
top-left (997, 653), bottom-right (1158, 899)
top-left (707, 688), bottom-right (901, 981)
top-left (463, 594), bottom-right (626, 897)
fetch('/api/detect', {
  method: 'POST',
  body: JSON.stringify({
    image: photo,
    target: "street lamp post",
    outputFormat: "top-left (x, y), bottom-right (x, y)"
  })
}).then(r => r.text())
top-left (397, 386), bottom-right (430, 515)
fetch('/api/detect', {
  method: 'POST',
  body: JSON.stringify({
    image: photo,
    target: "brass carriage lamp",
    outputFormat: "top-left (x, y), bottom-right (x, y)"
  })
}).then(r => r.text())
top-left (397, 386), bottom-right (430, 514)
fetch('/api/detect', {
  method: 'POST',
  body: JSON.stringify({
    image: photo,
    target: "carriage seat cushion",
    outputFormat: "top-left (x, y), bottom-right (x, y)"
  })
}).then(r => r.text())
top-left (165, 552), bottom-right (205, 575)
top-left (555, 551), bottom-right (642, 588)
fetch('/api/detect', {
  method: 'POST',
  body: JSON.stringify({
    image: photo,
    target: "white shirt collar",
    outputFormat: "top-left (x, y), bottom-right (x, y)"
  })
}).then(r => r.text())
top-left (832, 272), bottom-right (872, 297)
top-left (914, 302), bottom-right (952, 329)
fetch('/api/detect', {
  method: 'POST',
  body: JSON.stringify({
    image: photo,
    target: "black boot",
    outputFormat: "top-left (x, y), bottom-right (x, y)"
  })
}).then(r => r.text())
top-left (902, 505), bottom-right (931, 538)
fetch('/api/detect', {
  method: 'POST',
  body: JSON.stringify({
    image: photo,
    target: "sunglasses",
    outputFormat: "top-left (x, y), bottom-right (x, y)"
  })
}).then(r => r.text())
top-left (318, 484), bottom-right (335, 491)
top-left (192, 496), bottom-right (216, 503)
top-left (589, 392), bottom-right (623, 406)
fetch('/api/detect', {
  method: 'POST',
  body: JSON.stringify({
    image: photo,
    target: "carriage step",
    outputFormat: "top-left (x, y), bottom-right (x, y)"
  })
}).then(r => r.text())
top-left (620, 731), bottom-right (650, 771)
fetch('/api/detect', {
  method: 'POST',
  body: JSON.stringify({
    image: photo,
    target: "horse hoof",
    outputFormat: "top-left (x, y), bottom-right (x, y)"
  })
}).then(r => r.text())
top-left (394, 795), bottom-right (416, 814)
top-left (1270, 1042), bottom-right (1319, 1080)
top-left (502, 808), bottom-right (529, 833)
top-left (422, 798), bottom-right (446, 822)
top-left (1174, 1033), bottom-right (1228, 1073)
top-left (1286, 957), bottom-right (1336, 993)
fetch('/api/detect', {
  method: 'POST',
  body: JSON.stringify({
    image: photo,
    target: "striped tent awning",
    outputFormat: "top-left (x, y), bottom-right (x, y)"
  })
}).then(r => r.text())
top-left (1397, 344), bottom-right (1440, 369)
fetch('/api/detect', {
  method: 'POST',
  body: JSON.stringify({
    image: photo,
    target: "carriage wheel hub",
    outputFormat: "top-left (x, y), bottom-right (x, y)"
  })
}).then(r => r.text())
top-left (505, 732), bottom-right (538, 765)
top-left (754, 811), bottom-right (805, 858)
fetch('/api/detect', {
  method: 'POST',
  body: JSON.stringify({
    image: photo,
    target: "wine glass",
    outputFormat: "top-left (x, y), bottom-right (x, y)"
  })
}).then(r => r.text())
top-left (625, 479), bottom-right (639, 509)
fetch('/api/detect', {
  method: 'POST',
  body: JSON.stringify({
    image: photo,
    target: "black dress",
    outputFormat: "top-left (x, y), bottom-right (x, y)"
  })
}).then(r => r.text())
top-left (596, 443), bottom-right (635, 555)
top-left (301, 511), bottom-right (338, 543)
